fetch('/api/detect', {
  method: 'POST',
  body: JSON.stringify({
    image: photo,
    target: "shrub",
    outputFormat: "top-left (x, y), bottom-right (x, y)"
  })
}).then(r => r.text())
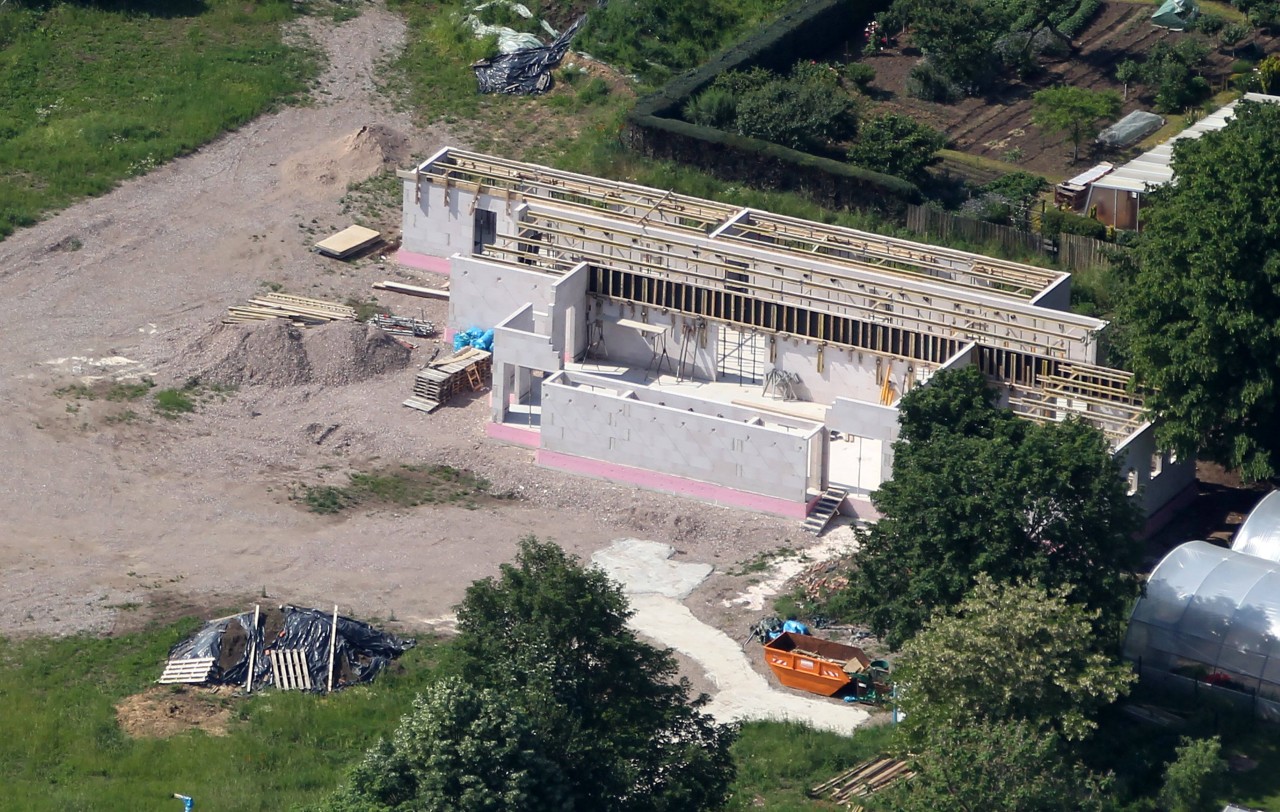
top-left (153, 388), bottom-right (196, 416)
top-left (842, 62), bottom-right (877, 90)
top-left (718, 61), bottom-right (859, 150)
top-left (846, 114), bottom-right (946, 181)
top-left (683, 86), bottom-right (739, 128)
top-left (907, 59), bottom-right (962, 103)
top-left (1042, 206), bottom-right (1107, 240)
top-left (1195, 11), bottom-right (1226, 33)
top-left (1142, 39), bottom-right (1212, 112)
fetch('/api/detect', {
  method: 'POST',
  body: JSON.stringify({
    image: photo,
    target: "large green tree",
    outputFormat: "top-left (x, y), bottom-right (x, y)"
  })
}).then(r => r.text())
top-left (453, 536), bottom-right (737, 812)
top-left (883, 719), bottom-right (1113, 812)
top-left (321, 678), bottom-right (568, 812)
top-left (846, 114), bottom-right (947, 182)
top-left (1032, 85), bottom-right (1121, 162)
top-left (835, 365), bottom-right (1142, 649)
top-left (894, 576), bottom-right (1136, 743)
top-left (1118, 100), bottom-right (1280, 480)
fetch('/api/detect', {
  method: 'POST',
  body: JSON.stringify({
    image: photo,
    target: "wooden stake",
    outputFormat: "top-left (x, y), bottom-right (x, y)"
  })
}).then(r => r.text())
top-left (245, 604), bottom-right (260, 693)
top-left (326, 605), bottom-right (339, 693)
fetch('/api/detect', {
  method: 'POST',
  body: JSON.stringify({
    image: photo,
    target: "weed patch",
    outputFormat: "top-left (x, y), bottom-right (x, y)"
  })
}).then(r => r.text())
top-left (153, 387), bottom-right (197, 417)
top-left (297, 464), bottom-right (501, 514)
top-left (0, 0), bottom-right (317, 239)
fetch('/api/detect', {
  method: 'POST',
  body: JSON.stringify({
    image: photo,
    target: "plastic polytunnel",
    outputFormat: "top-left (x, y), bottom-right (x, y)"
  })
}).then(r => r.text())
top-left (1232, 491), bottom-right (1280, 562)
top-left (1123, 540), bottom-right (1280, 719)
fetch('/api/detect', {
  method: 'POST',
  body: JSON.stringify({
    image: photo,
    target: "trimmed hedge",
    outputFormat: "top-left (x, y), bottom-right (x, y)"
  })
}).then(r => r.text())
top-left (623, 113), bottom-right (920, 209)
top-left (628, 0), bottom-right (914, 210)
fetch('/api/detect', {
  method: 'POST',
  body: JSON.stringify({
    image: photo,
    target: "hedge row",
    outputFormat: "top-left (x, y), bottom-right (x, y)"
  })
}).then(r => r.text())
top-left (627, 0), bottom-right (913, 210)
top-left (623, 113), bottom-right (920, 210)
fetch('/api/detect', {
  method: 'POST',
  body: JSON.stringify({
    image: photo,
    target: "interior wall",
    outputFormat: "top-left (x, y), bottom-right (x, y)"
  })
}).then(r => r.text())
top-left (449, 255), bottom-right (558, 334)
top-left (589, 301), bottom-right (720, 380)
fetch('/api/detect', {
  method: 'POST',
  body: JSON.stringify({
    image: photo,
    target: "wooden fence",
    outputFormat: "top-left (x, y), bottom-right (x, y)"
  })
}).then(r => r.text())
top-left (904, 204), bottom-right (1119, 272)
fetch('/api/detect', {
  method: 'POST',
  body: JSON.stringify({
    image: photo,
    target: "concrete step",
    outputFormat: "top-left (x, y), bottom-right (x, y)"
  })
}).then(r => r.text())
top-left (802, 487), bottom-right (849, 535)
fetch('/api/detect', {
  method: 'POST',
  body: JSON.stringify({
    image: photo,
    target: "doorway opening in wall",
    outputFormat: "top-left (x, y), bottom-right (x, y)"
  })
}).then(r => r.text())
top-left (473, 208), bottom-right (497, 254)
top-left (717, 326), bottom-right (766, 384)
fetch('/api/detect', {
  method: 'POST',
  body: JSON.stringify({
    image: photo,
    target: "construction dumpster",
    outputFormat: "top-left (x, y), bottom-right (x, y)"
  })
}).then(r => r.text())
top-left (763, 632), bottom-right (871, 696)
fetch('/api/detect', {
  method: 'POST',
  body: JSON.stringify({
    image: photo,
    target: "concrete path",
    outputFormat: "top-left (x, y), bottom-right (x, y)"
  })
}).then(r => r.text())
top-left (593, 539), bottom-right (870, 735)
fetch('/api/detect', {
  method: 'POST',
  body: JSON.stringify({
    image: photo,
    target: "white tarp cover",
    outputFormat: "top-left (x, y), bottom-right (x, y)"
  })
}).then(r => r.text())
top-left (1232, 491), bottom-right (1280, 562)
top-left (1124, 541), bottom-right (1280, 703)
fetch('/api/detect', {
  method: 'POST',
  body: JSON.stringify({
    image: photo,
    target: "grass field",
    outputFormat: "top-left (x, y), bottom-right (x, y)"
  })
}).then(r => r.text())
top-left (0, 0), bottom-right (316, 239)
top-left (0, 618), bottom-right (899, 811)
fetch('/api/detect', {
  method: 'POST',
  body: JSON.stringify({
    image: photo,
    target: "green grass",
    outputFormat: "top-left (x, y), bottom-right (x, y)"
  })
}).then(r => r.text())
top-left (0, 0), bottom-right (317, 239)
top-left (0, 621), bottom-right (440, 812)
top-left (153, 387), bottom-right (196, 416)
top-left (728, 721), bottom-right (896, 810)
top-left (299, 464), bottom-right (496, 514)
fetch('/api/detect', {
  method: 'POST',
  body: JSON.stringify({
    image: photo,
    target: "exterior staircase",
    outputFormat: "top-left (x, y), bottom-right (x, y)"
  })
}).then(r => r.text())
top-left (802, 487), bottom-right (848, 535)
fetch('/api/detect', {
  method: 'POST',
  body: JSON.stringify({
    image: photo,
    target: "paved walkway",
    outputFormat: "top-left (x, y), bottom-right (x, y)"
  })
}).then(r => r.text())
top-left (593, 539), bottom-right (870, 735)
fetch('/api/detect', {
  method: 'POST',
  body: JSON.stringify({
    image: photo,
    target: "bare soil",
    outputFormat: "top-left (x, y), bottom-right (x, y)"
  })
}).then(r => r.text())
top-left (859, 2), bottom-right (1280, 179)
top-left (0, 2), bottom-right (806, 648)
top-left (116, 685), bottom-right (234, 738)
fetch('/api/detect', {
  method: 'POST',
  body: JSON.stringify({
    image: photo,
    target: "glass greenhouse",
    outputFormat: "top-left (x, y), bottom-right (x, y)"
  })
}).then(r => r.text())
top-left (1232, 491), bottom-right (1280, 562)
top-left (1123, 540), bottom-right (1280, 719)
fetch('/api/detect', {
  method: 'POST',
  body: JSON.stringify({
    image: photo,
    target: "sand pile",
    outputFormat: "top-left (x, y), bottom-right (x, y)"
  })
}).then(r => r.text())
top-left (279, 124), bottom-right (410, 189)
top-left (172, 320), bottom-right (411, 387)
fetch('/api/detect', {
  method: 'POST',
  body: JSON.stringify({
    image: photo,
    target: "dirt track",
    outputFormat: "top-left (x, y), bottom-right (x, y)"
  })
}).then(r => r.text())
top-left (0, 5), bottom-right (808, 641)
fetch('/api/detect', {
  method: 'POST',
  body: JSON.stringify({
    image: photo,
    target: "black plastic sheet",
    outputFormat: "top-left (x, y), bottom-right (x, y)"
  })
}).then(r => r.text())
top-left (168, 605), bottom-right (415, 691)
top-left (473, 15), bottom-right (586, 95)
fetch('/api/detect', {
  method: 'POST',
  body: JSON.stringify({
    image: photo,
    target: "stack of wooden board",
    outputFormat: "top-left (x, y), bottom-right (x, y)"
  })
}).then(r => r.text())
top-left (809, 758), bottom-right (914, 807)
top-left (371, 313), bottom-right (437, 337)
top-left (403, 348), bottom-right (492, 413)
top-left (372, 280), bottom-right (450, 300)
top-left (224, 292), bottom-right (357, 326)
top-left (315, 225), bottom-right (381, 259)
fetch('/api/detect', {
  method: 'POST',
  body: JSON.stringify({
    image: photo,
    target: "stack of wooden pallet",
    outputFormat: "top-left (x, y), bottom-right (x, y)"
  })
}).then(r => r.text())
top-left (809, 757), bottom-right (914, 808)
top-left (403, 347), bottom-right (492, 413)
top-left (224, 292), bottom-right (357, 326)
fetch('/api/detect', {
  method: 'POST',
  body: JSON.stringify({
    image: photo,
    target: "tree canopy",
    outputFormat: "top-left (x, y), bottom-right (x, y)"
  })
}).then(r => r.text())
top-left (321, 678), bottom-right (568, 812)
top-left (833, 365), bottom-right (1142, 649)
top-left (1032, 85), bottom-right (1120, 162)
top-left (1118, 100), bottom-right (1280, 481)
top-left (894, 576), bottom-right (1137, 742)
top-left (883, 718), bottom-right (1113, 812)
top-left (453, 536), bottom-right (737, 812)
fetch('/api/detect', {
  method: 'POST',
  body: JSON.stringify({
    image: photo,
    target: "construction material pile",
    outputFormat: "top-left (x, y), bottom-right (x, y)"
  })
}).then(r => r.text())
top-left (161, 605), bottom-right (414, 693)
top-left (404, 346), bottom-right (492, 413)
top-left (224, 291), bottom-right (356, 326)
top-left (172, 320), bottom-right (411, 387)
top-left (370, 313), bottom-right (436, 338)
top-left (809, 758), bottom-right (914, 808)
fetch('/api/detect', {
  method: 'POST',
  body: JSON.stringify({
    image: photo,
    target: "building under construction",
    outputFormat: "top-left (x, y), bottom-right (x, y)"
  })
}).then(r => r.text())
top-left (396, 148), bottom-right (1194, 524)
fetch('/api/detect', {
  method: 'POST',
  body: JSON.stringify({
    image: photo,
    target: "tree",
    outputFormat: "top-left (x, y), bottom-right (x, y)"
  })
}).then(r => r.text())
top-left (1117, 101), bottom-right (1280, 480)
top-left (883, 719), bottom-right (1113, 812)
top-left (846, 114), bottom-right (947, 182)
top-left (834, 365), bottom-right (1142, 649)
top-left (1218, 21), bottom-right (1250, 56)
top-left (453, 536), bottom-right (737, 812)
top-left (1115, 58), bottom-right (1141, 101)
top-left (727, 62), bottom-right (859, 151)
top-left (895, 576), bottom-right (1137, 742)
top-left (1159, 736), bottom-right (1227, 812)
top-left (321, 678), bottom-right (568, 812)
top-left (1031, 85), bottom-right (1121, 162)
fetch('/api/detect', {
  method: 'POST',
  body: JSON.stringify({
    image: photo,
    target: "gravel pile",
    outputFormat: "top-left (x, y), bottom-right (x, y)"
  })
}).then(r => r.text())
top-left (169, 320), bottom-right (410, 387)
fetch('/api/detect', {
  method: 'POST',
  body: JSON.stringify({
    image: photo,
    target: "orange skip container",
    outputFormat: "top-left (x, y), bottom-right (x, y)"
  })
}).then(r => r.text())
top-left (763, 632), bottom-right (871, 697)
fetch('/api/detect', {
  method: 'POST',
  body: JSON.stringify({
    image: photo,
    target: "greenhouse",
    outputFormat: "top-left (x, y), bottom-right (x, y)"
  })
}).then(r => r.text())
top-left (1123, 540), bottom-right (1280, 720)
top-left (1232, 491), bottom-right (1280, 562)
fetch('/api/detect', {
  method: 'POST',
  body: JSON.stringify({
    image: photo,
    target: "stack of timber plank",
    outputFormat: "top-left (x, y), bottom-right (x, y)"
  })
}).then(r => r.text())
top-left (224, 292), bottom-right (357, 326)
top-left (809, 757), bottom-right (914, 808)
top-left (371, 280), bottom-right (450, 300)
top-left (403, 347), bottom-right (492, 413)
top-left (370, 313), bottom-right (437, 337)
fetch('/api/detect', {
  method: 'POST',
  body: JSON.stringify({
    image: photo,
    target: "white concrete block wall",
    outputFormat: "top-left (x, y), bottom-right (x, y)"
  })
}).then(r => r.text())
top-left (400, 180), bottom-right (523, 259)
top-left (1114, 424), bottom-right (1197, 518)
top-left (495, 306), bottom-right (560, 372)
top-left (590, 302), bottom-right (719, 379)
top-left (540, 373), bottom-right (816, 501)
top-left (449, 255), bottom-right (558, 334)
top-left (773, 342), bottom-right (910, 405)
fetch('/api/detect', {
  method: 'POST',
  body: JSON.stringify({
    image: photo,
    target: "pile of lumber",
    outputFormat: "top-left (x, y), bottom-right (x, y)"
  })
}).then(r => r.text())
top-left (224, 292), bottom-right (357, 326)
top-left (404, 347), bottom-right (492, 413)
top-left (372, 280), bottom-right (450, 300)
top-left (809, 757), bottom-right (914, 808)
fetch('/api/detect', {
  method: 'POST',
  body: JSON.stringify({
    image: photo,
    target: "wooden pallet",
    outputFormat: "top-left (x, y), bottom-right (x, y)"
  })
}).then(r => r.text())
top-left (403, 350), bottom-right (491, 413)
top-left (158, 657), bottom-right (216, 685)
top-left (269, 649), bottom-right (312, 691)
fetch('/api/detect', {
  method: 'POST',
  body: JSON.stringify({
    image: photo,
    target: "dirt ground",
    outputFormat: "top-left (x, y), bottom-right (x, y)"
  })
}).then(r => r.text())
top-left (859, 1), bottom-right (1279, 179)
top-left (0, 3), bottom-right (809, 652)
top-left (116, 685), bottom-right (234, 738)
